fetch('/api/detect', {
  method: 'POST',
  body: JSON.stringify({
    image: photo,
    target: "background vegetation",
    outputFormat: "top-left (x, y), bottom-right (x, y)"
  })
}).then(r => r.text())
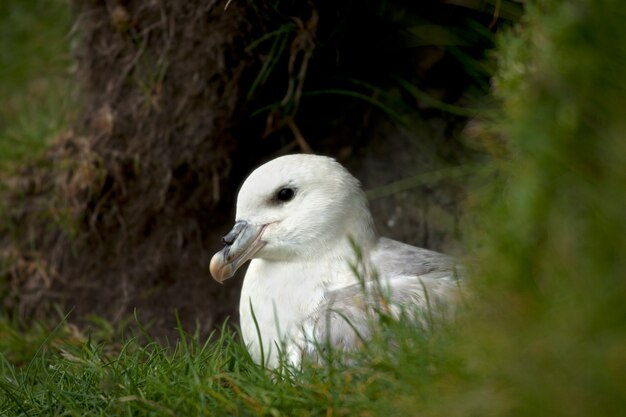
top-left (1, 0), bottom-right (625, 416)
top-left (0, 0), bottom-right (73, 170)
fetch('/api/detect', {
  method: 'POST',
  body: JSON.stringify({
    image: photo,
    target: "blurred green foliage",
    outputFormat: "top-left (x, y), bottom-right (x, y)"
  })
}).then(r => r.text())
top-left (467, 0), bottom-right (626, 415)
top-left (0, 0), bottom-right (73, 171)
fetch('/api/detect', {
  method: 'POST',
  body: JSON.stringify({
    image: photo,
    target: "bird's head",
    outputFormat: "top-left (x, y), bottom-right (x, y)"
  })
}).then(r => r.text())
top-left (209, 154), bottom-right (375, 283)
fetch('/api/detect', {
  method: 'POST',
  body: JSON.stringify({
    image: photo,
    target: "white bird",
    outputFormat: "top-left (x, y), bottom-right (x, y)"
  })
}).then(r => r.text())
top-left (210, 154), bottom-right (461, 368)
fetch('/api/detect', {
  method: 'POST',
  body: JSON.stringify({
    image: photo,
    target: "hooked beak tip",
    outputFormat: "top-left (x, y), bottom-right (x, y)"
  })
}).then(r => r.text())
top-left (209, 221), bottom-right (268, 284)
top-left (210, 251), bottom-right (232, 283)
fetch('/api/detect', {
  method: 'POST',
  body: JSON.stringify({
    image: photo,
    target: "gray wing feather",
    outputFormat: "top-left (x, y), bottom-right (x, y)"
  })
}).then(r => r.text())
top-left (299, 238), bottom-right (463, 355)
top-left (371, 237), bottom-right (457, 279)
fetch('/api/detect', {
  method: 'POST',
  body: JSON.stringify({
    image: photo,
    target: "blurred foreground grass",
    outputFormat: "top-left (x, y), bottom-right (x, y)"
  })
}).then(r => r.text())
top-left (0, 0), bottom-right (73, 171)
top-left (466, 1), bottom-right (626, 415)
top-left (1, 0), bottom-right (625, 415)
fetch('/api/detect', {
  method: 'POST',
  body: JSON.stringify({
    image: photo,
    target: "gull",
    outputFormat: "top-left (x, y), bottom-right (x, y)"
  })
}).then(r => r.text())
top-left (210, 154), bottom-right (462, 368)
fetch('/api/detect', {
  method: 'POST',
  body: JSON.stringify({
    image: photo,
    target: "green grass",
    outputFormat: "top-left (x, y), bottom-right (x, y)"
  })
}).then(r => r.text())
top-left (0, 0), bottom-right (73, 171)
top-left (0, 314), bottom-right (461, 416)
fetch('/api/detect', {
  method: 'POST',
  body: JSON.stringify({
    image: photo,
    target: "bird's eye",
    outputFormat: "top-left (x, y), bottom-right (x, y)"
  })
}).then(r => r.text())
top-left (276, 187), bottom-right (295, 202)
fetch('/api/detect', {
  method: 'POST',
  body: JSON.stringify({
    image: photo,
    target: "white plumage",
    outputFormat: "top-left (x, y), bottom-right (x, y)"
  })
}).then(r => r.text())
top-left (210, 154), bottom-right (461, 368)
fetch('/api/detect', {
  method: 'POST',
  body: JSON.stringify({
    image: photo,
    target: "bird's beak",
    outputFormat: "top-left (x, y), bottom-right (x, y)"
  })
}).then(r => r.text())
top-left (210, 220), bottom-right (267, 283)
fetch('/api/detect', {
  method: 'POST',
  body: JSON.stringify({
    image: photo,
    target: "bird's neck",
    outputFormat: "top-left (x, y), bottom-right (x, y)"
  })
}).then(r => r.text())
top-left (300, 206), bottom-right (378, 287)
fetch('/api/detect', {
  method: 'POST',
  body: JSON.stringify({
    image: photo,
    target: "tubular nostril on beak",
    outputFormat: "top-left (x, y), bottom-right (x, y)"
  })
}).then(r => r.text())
top-left (221, 220), bottom-right (248, 246)
top-left (221, 232), bottom-right (236, 246)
